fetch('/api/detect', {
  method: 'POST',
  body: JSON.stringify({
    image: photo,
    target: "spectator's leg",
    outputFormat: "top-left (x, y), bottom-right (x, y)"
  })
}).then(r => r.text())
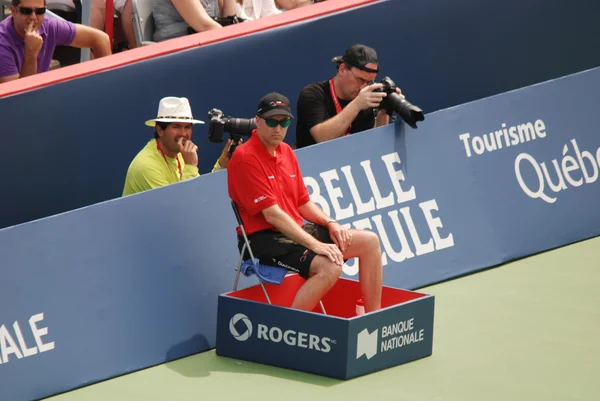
top-left (119, 0), bottom-right (137, 48)
top-left (91, 0), bottom-right (106, 30)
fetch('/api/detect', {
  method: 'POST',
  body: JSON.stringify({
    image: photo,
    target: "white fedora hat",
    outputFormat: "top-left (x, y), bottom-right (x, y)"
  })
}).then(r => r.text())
top-left (145, 96), bottom-right (205, 127)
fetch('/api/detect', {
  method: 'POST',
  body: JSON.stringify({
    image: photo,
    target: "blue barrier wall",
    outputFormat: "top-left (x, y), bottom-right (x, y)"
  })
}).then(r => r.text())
top-left (1, 0), bottom-right (600, 229)
top-left (2, 66), bottom-right (600, 401)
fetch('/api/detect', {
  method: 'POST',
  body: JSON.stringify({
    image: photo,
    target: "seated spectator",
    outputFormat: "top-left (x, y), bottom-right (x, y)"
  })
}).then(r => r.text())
top-left (235, 0), bottom-right (281, 20)
top-left (152, 0), bottom-right (237, 42)
top-left (274, 0), bottom-right (314, 9)
top-left (91, 0), bottom-right (136, 50)
top-left (234, 0), bottom-right (321, 21)
top-left (0, 0), bottom-right (111, 83)
top-left (123, 96), bottom-right (232, 196)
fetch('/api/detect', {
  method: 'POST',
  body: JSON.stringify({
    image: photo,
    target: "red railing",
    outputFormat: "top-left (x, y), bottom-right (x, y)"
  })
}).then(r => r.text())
top-left (0, 0), bottom-right (377, 98)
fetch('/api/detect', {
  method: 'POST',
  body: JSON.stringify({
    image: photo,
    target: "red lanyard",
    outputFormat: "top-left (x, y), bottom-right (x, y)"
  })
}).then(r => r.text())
top-left (328, 78), bottom-right (351, 136)
top-left (156, 140), bottom-right (182, 180)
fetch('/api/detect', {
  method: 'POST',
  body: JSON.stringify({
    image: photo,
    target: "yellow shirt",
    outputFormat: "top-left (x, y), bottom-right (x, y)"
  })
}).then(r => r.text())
top-left (122, 139), bottom-right (199, 196)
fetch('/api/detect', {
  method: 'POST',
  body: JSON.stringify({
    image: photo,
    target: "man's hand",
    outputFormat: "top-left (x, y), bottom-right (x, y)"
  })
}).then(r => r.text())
top-left (178, 138), bottom-right (199, 167)
top-left (352, 83), bottom-right (387, 111)
top-left (310, 241), bottom-right (344, 266)
top-left (394, 87), bottom-right (405, 99)
top-left (380, 87), bottom-right (406, 118)
top-left (327, 222), bottom-right (352, 252)
top-left (218, 138), bottom-right (242, 168)
top-left (24, 21), bottom-right (43, 56)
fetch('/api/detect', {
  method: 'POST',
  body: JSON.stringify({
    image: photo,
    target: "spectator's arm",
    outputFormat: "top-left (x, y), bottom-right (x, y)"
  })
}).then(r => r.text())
top-left (0, 51), bottom-right (26, 82)
top-left (297, 84), bottom-right (362, 144)
top-left (124, 163), bottom-right (173, 195)
top-left (275, 0), bottom-right (313, 9)
top-left (218, 0), bottom-right (237, 17)
top-left (1, 21), bottom-right (43, 82)
top-left (262, 205), bottom-right (321, 249)
top-left (375, 109), bottom-right (389, 127)
top-left (172, 0), bottom-right (222, 32)
top-left (0, 48), bottom-right (36, 82)
top-left (212, 159), bottom-right (225, 172)
top-left (0, 74), bottom-right (19, 83)
top-left (70, 24), bottom-right (111, 58)
top-left (298, 201), bottom-right (330, 227)
top-left (211, 139), bottom-right (235, 172)
top-left (19, 50), bottom-right (38, 78)
top-left (182, 163), bottom-right (199, 179)
top-left (375, 87), bottom-right (404, 127)
top-left (310, 102), bottom-right (361, 143)
top-left (0, 47), bottom-right (20, 83)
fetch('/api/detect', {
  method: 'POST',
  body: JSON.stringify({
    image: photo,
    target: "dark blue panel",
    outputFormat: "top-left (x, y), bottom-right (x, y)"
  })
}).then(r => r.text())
top-left (2, 64), bottom-right (600, 401)
top-left (1, 0), bottom-right (599, 231)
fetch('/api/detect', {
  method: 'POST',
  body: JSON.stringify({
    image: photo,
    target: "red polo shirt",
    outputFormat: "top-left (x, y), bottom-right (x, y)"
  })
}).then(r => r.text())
top-left (228, 131), bottom-right (310, 235)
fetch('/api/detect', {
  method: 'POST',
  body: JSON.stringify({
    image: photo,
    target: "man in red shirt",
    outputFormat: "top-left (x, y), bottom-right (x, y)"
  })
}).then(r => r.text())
top-left (228, 92), bottom-right (383, 312)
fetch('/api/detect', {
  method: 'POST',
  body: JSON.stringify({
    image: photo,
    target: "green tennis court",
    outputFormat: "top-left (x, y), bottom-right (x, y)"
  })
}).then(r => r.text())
top-left (46, 236), bottom-right (600, 401)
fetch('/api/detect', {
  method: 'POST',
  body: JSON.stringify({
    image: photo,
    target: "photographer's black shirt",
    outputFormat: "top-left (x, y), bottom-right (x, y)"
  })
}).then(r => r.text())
top-left (296, 80), bottom-right (376, 149)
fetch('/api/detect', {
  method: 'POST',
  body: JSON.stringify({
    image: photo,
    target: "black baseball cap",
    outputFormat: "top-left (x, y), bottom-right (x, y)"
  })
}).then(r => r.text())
top-left (256, 92), bottom-right (294, 119)
top-left (332, 44), bottom-right (379, 73)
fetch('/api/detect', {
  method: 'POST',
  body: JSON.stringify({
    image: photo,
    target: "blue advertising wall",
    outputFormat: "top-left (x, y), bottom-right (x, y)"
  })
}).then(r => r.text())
top-left (1, 0), bottom-right (600, 229)
top-left (2, 65), bottom-right (600, 401)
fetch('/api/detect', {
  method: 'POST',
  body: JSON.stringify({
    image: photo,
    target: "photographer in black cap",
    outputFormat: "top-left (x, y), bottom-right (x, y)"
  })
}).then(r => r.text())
top-left (295, 44), bottom-right (404, 149)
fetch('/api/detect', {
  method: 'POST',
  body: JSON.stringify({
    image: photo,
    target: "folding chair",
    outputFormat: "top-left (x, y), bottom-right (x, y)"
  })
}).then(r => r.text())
top-left (132, 0), bottom-right (156, 47)
top-left (231, 201), bottom-right (326, 314)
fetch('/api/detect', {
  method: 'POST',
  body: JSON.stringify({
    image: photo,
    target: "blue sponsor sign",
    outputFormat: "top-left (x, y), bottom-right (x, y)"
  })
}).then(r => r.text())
top-left (216, 277), bottom-right (434, 379)
top-left (348, 296), bottom-right (434, 378)
top-left (2, 0), bottom-right (600, 230)
top-left (3, 66), bottom-right (600, 399)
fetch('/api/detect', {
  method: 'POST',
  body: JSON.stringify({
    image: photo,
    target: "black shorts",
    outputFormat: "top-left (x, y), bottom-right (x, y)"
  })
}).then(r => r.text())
top-left (239, 223), bottom-right (334, 279)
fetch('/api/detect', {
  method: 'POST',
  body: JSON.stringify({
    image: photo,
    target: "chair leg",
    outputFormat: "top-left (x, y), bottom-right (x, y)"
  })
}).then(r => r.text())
top-left (233, 243), bottom-right (247, 291)
top-left (259, 280), bottom-right (272, 304)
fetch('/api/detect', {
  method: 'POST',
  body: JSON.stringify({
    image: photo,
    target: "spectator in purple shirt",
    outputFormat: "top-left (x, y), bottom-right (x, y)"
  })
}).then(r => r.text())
top-left (0, 0), bottom-right (112, 84)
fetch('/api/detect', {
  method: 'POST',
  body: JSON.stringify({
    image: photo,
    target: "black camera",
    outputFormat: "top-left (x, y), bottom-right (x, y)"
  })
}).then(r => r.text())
top-left (375, 77), bottom-right (425, 129)
top-left (207, 108), bottom-right (257, 156)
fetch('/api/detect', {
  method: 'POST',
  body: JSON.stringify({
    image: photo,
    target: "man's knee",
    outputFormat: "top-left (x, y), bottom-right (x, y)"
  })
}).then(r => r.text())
top-left (366, 230), bottom-right (380, 246)
top-left (310, 257), bottom-right (343, 284)
top-left (356, 230), bottom-right (380, 252)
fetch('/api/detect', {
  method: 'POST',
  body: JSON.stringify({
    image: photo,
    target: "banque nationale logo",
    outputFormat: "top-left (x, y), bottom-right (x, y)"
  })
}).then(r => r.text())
top-left (229, 313), bottom-right (253, 342)
top-left (356, 318), bottom-right (426, 360)
top-left (356, 328), bottom-right (378, 360)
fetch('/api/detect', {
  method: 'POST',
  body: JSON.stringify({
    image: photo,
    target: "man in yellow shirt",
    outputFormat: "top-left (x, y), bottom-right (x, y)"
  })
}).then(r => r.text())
top-left (123, 96), bottom-right (231, 196)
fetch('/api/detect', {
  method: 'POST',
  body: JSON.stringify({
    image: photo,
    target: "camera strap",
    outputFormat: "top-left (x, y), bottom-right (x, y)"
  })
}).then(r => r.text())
top-left (328, 79), bottom-right (351, 137)
top-left (156, 140), bottom-right (183, 181)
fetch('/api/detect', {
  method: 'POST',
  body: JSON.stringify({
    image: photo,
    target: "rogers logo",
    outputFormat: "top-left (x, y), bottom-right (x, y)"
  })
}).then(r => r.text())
top-left (227, 314), bottom-right (335, 352)
top-left (229, 313), bottom-right (252, 342)
top-left (257, 324), bottom-right (334, 353)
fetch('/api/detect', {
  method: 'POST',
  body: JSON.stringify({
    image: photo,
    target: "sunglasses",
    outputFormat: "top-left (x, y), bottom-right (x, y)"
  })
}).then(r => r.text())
top-left (264, 118), bottom-right (291, 128)
top-left (18, 7), bottom-right (46, 15)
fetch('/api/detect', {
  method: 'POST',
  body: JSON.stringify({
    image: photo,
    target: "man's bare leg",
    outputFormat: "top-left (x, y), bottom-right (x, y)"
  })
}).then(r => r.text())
top-left (120, 0), bottom-right (137, 48)
top-left (342, 230), bottom-right (382, 312)
top-left (291, 256), bottom-right (341, 311)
